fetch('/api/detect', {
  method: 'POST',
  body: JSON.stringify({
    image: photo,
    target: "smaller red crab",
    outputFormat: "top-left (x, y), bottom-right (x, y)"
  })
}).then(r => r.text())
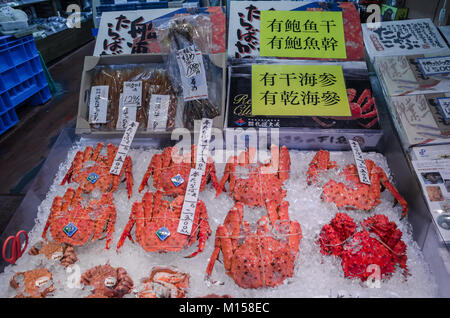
top-left (139, 145), bottom-right (219, 196)
top-left (117, 191), bottom-right (210, 258)
top-left (42, 187), bottom-right (117, 249)
top-left (10, 267), bottom-right (55, 298)
top-left (61, 142), bottom-right (133, 198)
top-left (80, 263), bottom-right (134, 298)
top-left (306, 150), bottom-right (408, 219)
top-left (206, 200), bottom-right (302, 289)
top-left (136, 267), bottom-right (189, 298)
top-left (318, 213), bottom-right (408, 281)
top-left (29, 241), bottom-right (78, 267)
top-left (216, 145), bottom-right (291, 207)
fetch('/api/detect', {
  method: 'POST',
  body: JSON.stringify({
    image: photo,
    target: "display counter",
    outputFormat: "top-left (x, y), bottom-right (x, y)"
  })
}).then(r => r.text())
top-left (0, 74), bottom-right (448, 298)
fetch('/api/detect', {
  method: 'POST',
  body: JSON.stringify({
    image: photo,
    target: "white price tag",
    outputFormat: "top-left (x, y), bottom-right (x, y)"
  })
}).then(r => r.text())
top-left (195, 118), bottom-right (213, 173)
top-left (110, 121), bottom-right (139, 175)
top-left (176, 46), bottom-right (208, 102)
top-left (437, 97), bottom-right (450, 120)
top-left (147, 94), bottom-right (170, 131)
top-left (417, 56), bottom-right (450, 76)
top-left (116, 94), bottom-right (137, 130)
top-left (177, 168), bottom-right (203, 236)
top-left (122, 81), bottom-right (142, 108)
top-left (89, 86), bottom-right (109, 124)
top-left (348, 139), bottom-right (371, 185)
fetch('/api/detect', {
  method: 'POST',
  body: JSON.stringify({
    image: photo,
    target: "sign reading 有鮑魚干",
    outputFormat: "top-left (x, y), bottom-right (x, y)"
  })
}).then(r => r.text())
top-left (251, 64), bottom-right (350, 117)
top-left (259, 11), bottom-right (346, 59)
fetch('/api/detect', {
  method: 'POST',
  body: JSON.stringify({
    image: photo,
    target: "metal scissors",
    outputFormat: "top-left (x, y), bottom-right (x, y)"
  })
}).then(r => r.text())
top-left (2, 230), bottom-right (28, 264)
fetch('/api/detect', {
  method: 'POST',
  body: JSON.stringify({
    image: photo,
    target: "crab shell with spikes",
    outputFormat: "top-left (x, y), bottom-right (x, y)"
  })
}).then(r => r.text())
top-left (42, 187), bottom-right (117, 249)
top-left (206, 200), bottom-right (302, 289)
top-left (61, 142), bottom-right (134, 199)
top-left (216, 145), bottom-right (291, 207)
top-left (117, 191), bottom-right (211, 258)
top-left (318, 213), bottom-right (408, 281)
top-left (306, 150), bottom-right (408, 219)
top-left (139, 145), bottom-right (220, 196)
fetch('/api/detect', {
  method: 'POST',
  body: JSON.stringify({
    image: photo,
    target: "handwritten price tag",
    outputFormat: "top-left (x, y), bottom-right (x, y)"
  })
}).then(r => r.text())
top-left (89, 86), bottom-right (109, 124)
top-left (195, 118), bottom-right (213, 174)
top-left (110, 121), bottom-right (139, 175)
top-left (122, 81), bottom-right (142, 108)
top-left (177, 168), bottom-right (203, 236)
top-left (348, 139), bottom-right (371, 185)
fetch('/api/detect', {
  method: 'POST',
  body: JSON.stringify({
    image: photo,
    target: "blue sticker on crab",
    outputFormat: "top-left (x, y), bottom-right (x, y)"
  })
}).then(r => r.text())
top-left (87, 172), bottom-right (99, 184)
top-left (156, 226), bottom-right (170, 241)
top-left (63, 222), bottom-right (78, 237)
top-left (171, 174), bottom-right (184, 187)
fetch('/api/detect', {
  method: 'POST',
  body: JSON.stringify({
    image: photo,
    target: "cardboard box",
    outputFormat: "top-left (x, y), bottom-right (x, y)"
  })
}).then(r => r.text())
top-left (76, 53), bottom-right (226, 135)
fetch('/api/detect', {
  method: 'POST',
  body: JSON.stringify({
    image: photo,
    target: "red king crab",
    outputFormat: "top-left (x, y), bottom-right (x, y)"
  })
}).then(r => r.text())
top-left (117, 191), bottom-right (210, 258)
top-left (206, 200), bottom-right (302, 289)
top-left (135, 267), bottom-right (189, 298)
top-left (81, 263), bottom-right (134, 298)
top-left (10, 267), bottom-right (55, 298)
top-left (29, 240), bottom-right (78, 267)
top-left (306, 150), bottom-right (408, 219)
top-left (139, 145), bottom-right (219, 196)
top-left (216, 145), bottom-right (291, 207)
top-left (61, 142), bottom-right (133, 198)
top-left (42, 187), bottom-right (117, 249)
top-left (318, 213), bottom-right (408, 281)
top-left (312, 88), bottom-right (378, 129)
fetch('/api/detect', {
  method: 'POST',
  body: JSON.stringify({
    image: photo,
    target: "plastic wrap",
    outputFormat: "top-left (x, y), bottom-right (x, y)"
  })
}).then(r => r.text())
top-left (89, 65), bottom-right (178, 131)
top-left (156, 16), bottom-right (221, 129)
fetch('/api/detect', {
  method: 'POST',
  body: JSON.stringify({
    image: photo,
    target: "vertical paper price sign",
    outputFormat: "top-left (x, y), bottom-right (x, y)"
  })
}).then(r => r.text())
top-left (110, 121), bottom-right (139, 176)
top-left (195, 118), bottom-right (213, 174)
top-left (251, 64), bottom-right (351, 117)
top-left (348, 139), bottom-right (371, 185)
top-left (260, 10), bottom-right (347, 59)
top-left (177, 168), bottom-right (203, 236)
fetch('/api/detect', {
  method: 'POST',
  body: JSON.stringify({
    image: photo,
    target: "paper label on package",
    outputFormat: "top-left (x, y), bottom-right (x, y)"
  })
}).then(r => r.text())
top-left (417, 56), bottom-right (450, 76)
top-left (176, 46), bottom-right (208, 101)
top-left (122, 81), bottom-right (142, 108)
top-left (177, 168), bottom-right (203, 236)
top-left (251, 64), bottom-right (350, 116)
top-left (89, 86), bottom-right (109, 124)
top-left (348, 139), bottom-right (371, 185)
top-left (260, 10), bottom-right (347, 59)
top-left (147, 94), bottom-right (170, 131)
top-left (437, 98), bottom-right (450, 120)
top-left (116, 94), bottom-right (137, 130)
top-left (110, 121), bottom-right (139, 175)
top-left (195, 118), bottom-right (213, 173)
top-left (362, 19), bottom-right (448, 60)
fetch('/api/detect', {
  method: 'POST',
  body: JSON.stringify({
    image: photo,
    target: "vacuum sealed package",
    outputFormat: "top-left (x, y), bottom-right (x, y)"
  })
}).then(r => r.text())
top-left (88, 64), bottom-right (178, 132)
top-left (155, 16), bottom-right (222, 129)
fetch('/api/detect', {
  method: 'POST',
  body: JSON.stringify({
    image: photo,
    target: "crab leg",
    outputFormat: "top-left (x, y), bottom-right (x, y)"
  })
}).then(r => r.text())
top-left (185, 200), bottom-right (211, 258)
top-left (376, 166), bottom-right (408, 219)
top-left (206, 225), bottom-right (233, 278)
top-left (306, 150), bottom-right (336, 185)
top-left (61, 145), bottom-right (93, 185)
top-left (279, 146), bottom-right (291, 182)
top-left (116, 202), bottom-right (139, 251)
top-left (216, 156), bottom-right (238, 196)
top-left (139, 153), bottom-right (162, 193)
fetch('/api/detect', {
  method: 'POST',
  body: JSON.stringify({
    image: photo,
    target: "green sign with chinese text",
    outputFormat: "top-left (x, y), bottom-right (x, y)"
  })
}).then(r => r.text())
top-left (260, 10), bottom-right (347, 59)
top-left (251, 64), bottom-right (351, 117)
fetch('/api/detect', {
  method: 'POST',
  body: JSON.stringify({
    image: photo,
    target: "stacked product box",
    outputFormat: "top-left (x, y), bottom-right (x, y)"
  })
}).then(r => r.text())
top-left (225, 1), bottom-right (382, 150)
top-left (374, 52), bottom-right (450, 149)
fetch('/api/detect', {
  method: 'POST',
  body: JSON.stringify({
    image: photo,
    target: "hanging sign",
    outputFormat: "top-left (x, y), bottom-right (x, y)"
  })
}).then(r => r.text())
top-left (259, 10), bottom-right (347, 59)
top-left (251, 64), bottom-right (350, 117)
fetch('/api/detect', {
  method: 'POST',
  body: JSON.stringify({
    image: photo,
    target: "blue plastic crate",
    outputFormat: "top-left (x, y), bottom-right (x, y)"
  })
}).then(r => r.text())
top-left (29, 86), bottom-right (51, 106)
top-left (0, 108), bottom-right (19, 136)
top-left (0, 35), bottom-right (37, 74)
